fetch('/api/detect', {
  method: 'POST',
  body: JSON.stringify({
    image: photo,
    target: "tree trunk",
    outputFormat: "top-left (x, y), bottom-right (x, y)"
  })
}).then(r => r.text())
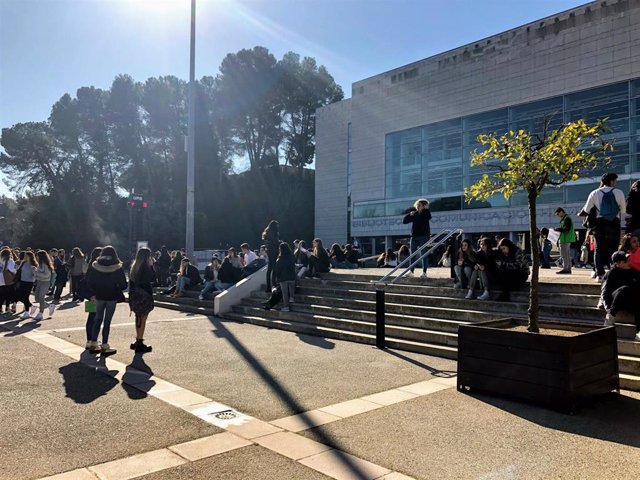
top-left (527, 188), bottom-right (540, 333)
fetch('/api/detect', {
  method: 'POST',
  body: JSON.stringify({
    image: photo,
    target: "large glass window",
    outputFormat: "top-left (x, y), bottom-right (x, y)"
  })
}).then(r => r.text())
top-left (383, 79), bottom-right (637, 207)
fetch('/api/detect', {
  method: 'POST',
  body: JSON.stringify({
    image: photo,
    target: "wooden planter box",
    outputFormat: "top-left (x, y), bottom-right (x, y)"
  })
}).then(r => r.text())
top-left (457, 318), bottom-right (619, 411)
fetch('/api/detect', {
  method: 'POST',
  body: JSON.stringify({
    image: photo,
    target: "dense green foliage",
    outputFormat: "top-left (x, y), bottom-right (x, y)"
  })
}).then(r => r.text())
top-left (0, 47), bottom-right (343, 254)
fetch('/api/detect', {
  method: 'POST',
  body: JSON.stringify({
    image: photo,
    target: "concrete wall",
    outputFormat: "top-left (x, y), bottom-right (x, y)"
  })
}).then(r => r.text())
top-left (315, 0), bottom-right (640, 239)
top-left (315, 99), bottom-right (351, 245)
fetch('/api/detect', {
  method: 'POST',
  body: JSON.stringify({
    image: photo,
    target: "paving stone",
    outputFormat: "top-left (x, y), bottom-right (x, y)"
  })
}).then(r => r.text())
top-left (361, 389), bottom-right (419, 406)
top-left (88, 448), bottom-right (187, 480)
top-left (254, 431), bottom-right (333, 460)
top-left (168, 432), bottom-right (252, 461)
top-left (299, 449), bottom-right (391, 480)
top-left (319, 398), bottom-right (382, 418)
top-left (270, 409), bottom-right (342, 432)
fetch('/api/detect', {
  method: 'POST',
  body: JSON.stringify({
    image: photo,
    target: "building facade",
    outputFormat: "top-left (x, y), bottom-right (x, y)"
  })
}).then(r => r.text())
top-left (315, 0), bottom-right (640, 256)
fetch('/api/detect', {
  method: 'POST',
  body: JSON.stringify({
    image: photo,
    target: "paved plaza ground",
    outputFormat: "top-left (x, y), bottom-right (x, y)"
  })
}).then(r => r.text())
top-left (1, 273), bottom-right (639, 480)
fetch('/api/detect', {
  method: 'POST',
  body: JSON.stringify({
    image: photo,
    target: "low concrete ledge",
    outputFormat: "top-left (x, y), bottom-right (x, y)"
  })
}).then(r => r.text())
top-left (214, 266), bottom-right (267, 316)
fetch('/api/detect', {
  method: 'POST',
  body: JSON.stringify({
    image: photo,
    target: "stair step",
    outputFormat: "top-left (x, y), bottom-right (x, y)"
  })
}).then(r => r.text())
top-left (221, 312), bottom-right (458, 358)
top-left (620, 373), bottom-right (640, 391)
top-left (154, 301), bottom-right (213, 316)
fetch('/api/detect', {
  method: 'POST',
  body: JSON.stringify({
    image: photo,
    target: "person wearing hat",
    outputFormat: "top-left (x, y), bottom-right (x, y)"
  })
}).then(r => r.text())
top-left (554, 207), bottom-right (576, 274)
top-left (601, 251), bottom-right (640, 341)
top-left (580, 172), bottom-right (627, 281)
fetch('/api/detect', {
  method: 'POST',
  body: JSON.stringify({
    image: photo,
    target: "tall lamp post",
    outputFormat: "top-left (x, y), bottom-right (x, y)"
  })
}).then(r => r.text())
top-left (186, 0), bottom-right (196, 261)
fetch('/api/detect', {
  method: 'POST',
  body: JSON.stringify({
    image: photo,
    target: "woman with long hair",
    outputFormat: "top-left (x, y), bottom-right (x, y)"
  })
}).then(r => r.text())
top-left (68, 247), bottom-right (86, 301)
top-left (86, 245), bottom-right (128, 355)
top-left (466, 237), bottom-right (497, 301)
top-left (53, 249), bottom-right (68, 301)
top-left (328, 243), bottom-right (347, 268)
top-left (494, 238), bottom-right (530, 301)
top-left (454, 240), bottom-right (476, 289)
top-left (0, 247), bottom-right (17, 313)
top-left (15, 250), bottom-right (37, 320)
top-left (626, 180), bottom-right (640, 236)
top-left (173, 258), bottom-right (202, 297)
top-left (620, 233), bottom-right (640, 271)
top-left (79, 247), bottom-right (102, 348)
top-left (275, 242), bottom-right (296, 311)
top-left (34, 250), bottom-right (55, 320)
top-left (307, 238), bottom-right (331, 277)
top-left (262, 220), bottom-right (280, 292)
top-left (128, 247), bottom-right (155, 353)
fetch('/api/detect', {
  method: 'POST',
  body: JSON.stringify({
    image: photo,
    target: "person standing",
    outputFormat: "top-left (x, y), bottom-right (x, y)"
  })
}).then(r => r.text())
top-left (554, 207), bottom-right (577, 274)
top-left (156, 246), bottom-right (172, 287)
top-left (275, 242), bottom-right (296, 312)
top-left (68, 247), bottom-right (86, 301)
top-left (262, 220), bottom-right (280, 292)
top-left (34, 250), bottom-right (55, 321)
top-left (53, 249), bottom-right (68, 301)
top-left (86, 246), bottom-right (128, 355)
top-left (0, 248), bottom-right (17, 312)
top-left (128, 247), bottom-right (155, 353)
top-left (15, 250), bottom-right (37, 320)
top-left (403, 198), bottom-right (432, 278)
top-left (626, 180), bottom-right (640, 236)
top-left (79, 247), bottom-right (102, 348)
top-left (539, 228), bottom-right (553, 269)
top-left (580, 173), bottom-right (626, 281)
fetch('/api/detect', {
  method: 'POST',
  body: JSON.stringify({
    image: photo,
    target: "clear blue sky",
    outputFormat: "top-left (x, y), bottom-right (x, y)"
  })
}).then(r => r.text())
top-left (1, 0), bottom-right (588, 130)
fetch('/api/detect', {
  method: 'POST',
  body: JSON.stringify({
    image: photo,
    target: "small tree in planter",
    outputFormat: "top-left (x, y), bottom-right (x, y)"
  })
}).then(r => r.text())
top-left (465, 118), bottom-right (613, 333)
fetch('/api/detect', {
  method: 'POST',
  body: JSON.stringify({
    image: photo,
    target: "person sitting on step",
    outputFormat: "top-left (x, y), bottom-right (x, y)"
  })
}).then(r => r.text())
top-left (454, 240), bottom-right (476, 289)
top-left (601, 251), bottom-right (640, 341)
top-left (173, 258), bottom-right (202, 297)
top-left (466, 237), bottom-right (496, 301)
top-left (619, 233), bottom-right (640, 271)
top-left (494, 238), bottom-right (529, 302)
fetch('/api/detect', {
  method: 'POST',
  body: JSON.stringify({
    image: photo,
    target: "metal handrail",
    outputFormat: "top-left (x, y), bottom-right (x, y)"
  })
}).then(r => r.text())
top-left (373, 228), bottom-right (463, 286)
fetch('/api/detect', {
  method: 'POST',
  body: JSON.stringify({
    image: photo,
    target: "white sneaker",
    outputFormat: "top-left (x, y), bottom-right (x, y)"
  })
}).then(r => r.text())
top-left (281, 307), bottom-right (290, 312)
top-left (635, 332), bottom-right (640, 342)
top-left (590, 271), bottom-right (598, 279)
top-left (420, 272), bottom-right (428, 279)
top-left (198, 295), bottom-right (204, 301)
top-left (478, 291), bottom-right (491, 301)
top-left (406, 272), bottom-right (414, 277)
top-left (34, 313), bottom-right (43, 321)
top-left (596, 275), bottom-right (604, 283)
top-left (465, 290), bottom-right (474, 299)
top-left (48, 304), bottom-right (56, 317)
top-left (29, 305), bottom-right (38, 316)
top-left (604, 313), bottom-right (615, 326)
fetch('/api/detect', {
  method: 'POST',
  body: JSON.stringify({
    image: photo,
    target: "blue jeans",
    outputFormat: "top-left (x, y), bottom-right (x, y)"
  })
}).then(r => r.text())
top-left (541, 243), bottom-right (552, 267)
top-left (177, 276), bottom-right (191, 292)
top-left (410, 236), bottom-right (429, 273)
top-left (200, 280), bottom-right (222, 296)
top-left (91, 300), bottom-right (116, 344)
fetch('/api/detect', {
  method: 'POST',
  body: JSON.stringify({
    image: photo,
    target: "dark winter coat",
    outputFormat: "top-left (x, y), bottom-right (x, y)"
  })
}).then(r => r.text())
top-left (275, 255), bottom-right (296, 283)
top-left (157, 251), bottom-right (171, 269)
top-left (627, 190), bottom-right (640, 233)
top-left (474, 249), bottom-right (497, 273)
top-left (264, 230), bottom-right (280, 258)
top-left (129, 263), bottom-right (156, 296)
top-left (86, 256), bottom-right (128, 301)
top-left (184, 264), bottom-right (202, 286)
top-left (601, 267), bottom-right (640, 310)
top-left (218, 258), bottom-right (238, 284)
top-left (402, 208), bottom-right (432, 237)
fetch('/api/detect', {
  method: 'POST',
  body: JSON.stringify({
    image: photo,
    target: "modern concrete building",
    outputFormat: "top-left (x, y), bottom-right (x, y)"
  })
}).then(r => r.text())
top-left (315, 0), bottom-right (640, 256)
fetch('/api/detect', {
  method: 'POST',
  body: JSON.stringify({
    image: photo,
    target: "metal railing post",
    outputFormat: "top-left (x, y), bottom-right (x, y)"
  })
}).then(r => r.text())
top-left (375, 283), bottom-right (386, 349)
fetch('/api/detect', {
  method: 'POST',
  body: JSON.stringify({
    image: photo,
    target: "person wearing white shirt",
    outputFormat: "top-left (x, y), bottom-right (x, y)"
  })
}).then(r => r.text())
top-left (241, 243), bottom-right (257, 267)
top-left (580, 172), bottom-right (627, 280)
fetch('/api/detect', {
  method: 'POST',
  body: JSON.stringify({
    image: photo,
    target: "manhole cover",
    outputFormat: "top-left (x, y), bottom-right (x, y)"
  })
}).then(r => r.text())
top-left (212, 410), bottom-right (238, 420)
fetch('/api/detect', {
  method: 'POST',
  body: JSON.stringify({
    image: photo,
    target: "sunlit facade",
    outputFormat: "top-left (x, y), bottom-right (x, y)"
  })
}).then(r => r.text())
top-left (315, 0), bottom-right (640, 255)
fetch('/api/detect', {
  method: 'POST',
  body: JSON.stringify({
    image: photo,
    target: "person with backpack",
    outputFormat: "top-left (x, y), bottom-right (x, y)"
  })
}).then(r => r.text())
top-left (580, 173), bottom-right (627, 281)
top-left (553, 207), bottom-right (577, 274)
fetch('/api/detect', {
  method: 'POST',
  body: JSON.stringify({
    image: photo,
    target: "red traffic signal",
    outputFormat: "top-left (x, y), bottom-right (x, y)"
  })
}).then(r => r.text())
top-left (128, 201), bottom-right (137, 207)
top-left (142, 202), bottom-right (149, 209)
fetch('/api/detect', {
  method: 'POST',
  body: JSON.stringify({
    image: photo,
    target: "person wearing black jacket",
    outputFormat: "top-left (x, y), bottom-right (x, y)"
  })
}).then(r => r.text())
top-left (627, 180), bottom-right (640, 236)
top-left (402, 198), bottom-right (432, 278)
top-left (275, 242), bottom-right (296, 311)
top-left (173, 258), bottom-right (202, 297)
top-left (217, 256), bottom-right (238, 289)
top-left (157, 246), bottom-right (172, 287)
top-left (494, 238), bottom-right (530, 301)
top-left (128, 247), bottom-right (156, 353)
top-left (466, 237), bottom-right (496, 300)
top-left (601, 251), bottom-right (640, 341)
top-left (262, 220), bottom-right (280, 292)
top-left (86, 246), bottom-right (128, 355)
top-left (307, 238), bottom-right (331, 277)
top-left (328, 243), bottom-right (347, 268)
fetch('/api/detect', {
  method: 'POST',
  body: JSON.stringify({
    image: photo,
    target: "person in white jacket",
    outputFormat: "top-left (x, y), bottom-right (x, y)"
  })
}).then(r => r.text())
top-left (34, 250), bottom-right (56, 321)
top-left (0, 248), bottom-right (16, 313)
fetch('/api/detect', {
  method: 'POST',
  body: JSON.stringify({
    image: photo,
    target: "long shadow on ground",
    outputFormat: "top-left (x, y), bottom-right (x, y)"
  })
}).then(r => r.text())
top-left (471, 390), bottom-right (640, 448)
top-left (208, 316), bottom-right (376, 479)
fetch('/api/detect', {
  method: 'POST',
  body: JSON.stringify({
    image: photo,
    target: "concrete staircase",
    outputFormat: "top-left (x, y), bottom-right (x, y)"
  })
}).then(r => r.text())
top-left (155, 273), bottom-right (640, 391)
